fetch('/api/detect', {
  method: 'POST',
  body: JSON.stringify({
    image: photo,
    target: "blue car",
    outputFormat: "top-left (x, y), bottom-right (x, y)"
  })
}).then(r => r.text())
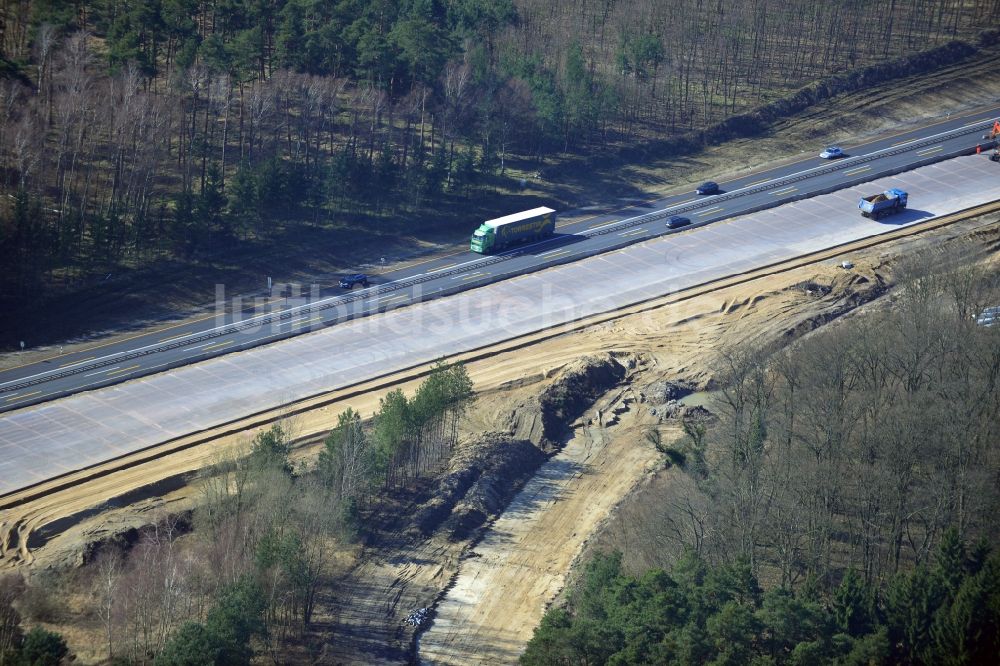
top-left (339, 273), bottom-right (370, 289)
top-left (696, 181), bottom-right (719, 195)
top-left (666, 215), bottom-right (691, 229)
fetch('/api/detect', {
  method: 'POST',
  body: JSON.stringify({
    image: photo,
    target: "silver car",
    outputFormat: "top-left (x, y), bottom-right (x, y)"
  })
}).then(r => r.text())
top-left (820, 146), bottom-right (844, 159)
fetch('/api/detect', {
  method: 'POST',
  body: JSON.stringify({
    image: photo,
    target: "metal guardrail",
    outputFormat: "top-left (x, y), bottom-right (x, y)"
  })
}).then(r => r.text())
top-left (1, 119), bottom-right (994, 397)
top-left (0, 252), bottom-right (517, 394)
top-left (585, 119), bottom-right (995, 237)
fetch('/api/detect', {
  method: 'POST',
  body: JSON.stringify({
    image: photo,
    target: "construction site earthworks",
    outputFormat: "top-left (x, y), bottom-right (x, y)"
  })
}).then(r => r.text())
top-left (3, 52), bottom-right (1000, 664)
top-left (2, 206), bottom-right (998, 663)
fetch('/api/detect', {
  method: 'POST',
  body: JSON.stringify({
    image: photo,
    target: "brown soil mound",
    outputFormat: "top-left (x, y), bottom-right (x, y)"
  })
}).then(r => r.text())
top-left (412, 435), bottom-right (546, 539)
top-left (507, 354), bottom-right (628, 449)
top-left (412, 354), bottom-right (629, 540)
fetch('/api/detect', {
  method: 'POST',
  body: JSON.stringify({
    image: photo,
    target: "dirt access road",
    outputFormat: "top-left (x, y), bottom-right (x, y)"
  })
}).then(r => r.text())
top-left (4, 209), bottom-right (997, 663)
top-left (411, 214), bottom-right (1000, 664)
top-left (3, 47), bottom-right (1000, 662)
top-left (304, 210), bottom-right (998, 665)
top-left (418, 399), bottom-right (671, 664)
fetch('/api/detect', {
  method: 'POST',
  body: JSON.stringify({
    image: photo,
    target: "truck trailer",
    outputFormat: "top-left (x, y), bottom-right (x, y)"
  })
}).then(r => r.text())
top-left (859, 188), bottom-right (908, 220)
top-left (470, 207), bottom-right (556, 254)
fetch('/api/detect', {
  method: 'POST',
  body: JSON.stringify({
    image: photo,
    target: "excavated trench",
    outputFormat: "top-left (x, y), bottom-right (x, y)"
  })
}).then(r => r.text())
top-left (311, 353), bottom-right (633, 665)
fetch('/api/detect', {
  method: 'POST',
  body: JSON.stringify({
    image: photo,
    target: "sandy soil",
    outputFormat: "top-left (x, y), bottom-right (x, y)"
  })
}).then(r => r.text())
top-left (418, 393), bottom-right (670, 664)
top-left (3, 207), bottom-right (996, 660)
top-left (410, 216), bottom-right (1000, 665)
top-left (4, 48), bottom-right (1000, 662)
top-left (2, 209), bottom-right (996, 661)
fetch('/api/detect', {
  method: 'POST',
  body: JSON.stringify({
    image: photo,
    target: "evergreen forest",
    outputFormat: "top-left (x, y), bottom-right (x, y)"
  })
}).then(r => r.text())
top-left (1, 0), bottom-right (997, 329)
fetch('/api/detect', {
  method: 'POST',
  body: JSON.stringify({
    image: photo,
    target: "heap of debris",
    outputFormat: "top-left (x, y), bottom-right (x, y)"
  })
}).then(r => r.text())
top-left (404, 607), bottom-right (430, 627)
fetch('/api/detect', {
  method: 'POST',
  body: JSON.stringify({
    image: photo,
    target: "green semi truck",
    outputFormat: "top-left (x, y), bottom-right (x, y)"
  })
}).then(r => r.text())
top-left (470, 207), bottom-right (556, 254)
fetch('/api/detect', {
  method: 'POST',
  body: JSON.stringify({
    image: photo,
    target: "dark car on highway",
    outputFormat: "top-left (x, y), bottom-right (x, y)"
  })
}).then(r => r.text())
top-left (339, 273), bottom-right (370, 289)
top-left (696, 181), bottom-right (719, 195)
top-left (666, 215), bottom-right (691, 229)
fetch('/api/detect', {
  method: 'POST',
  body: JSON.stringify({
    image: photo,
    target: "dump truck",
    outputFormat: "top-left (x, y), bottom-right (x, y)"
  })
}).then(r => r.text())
top-left (859, 188), bottom-right (907, 220)
top-left (470, 206), bottom-right (556, 254)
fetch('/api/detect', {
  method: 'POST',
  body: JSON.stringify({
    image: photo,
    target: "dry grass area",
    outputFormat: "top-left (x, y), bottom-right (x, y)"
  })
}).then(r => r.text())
top-left (3, 51), bottom-right (1000, 661)
top-left (410, 217), bottom-right (1000, 664)
top-left (4, 208), bottom-right (997, 662)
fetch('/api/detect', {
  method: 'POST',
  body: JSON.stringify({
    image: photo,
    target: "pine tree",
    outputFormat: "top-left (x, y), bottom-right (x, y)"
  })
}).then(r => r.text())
top-left (929, 555), bottom-right (1000, 665)
top-left (18, 626), bottom-right (69, 666)
top-left (833, 569), bottom-right (877, 637)
top-left (885, 565), bottom-right (947, 664)
top-left (196, 163), bottom-right (227, 246)
top-left (936, 528), bottom-right (968, 598)
top-left (155, 622), bottom-right (222, 666)
top-left (226, 162), bottom-right (260, 239)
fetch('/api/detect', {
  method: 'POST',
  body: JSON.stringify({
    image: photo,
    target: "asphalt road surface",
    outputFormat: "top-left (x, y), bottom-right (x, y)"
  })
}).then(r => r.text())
top-left (3, 148), bottom-right (1000, 493)
top-left (1, 106), bottom-right (999, 414)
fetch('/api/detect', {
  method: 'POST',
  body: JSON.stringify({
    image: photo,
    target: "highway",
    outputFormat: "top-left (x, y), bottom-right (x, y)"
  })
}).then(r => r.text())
top-left (1, 106), bottom-right (999, 414)
top-left (3, 148), bottom-right (1000, 493)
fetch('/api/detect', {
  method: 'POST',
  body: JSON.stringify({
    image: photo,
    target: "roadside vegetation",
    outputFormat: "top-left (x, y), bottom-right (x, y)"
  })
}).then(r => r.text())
top-left (1, 0), bottom-right (998, 342)
top-left (0, 361), bottom-right (472, 663)
top-left (2, 1), bottom-right (1000, 663)
top-left (526, 258), bottom-right (1000, 664)
top-left (522, 541), bottom-right (1000, 665)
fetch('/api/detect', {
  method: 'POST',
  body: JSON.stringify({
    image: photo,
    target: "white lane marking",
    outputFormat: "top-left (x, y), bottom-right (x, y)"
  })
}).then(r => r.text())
top-left (427, 262), bottom-right (458, 274)
top-left (106, 364), bottom-right (141, 377)
top-left (695, 207), bottom-right (724, 217)
top-left (771, 187), bottom-right (797, 196)
top-left (4, 390), bottom-right (40, 403)
top-left (279, 315), bottom-right (315, 328)
top-left (916, 145), bottom-right (944, 156)
top-left (4, 114), bottom-right (995, 392)
top-left (843, 165), bottom-right (872, 176)
top-left (200, 340), bottom-right (234, 352)
top-left (542, 249), bottom-right (572, 259)
top-left (588, 219), bottom-right (627, 233)
top-left (85, 366), bottom-right (119, 377)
